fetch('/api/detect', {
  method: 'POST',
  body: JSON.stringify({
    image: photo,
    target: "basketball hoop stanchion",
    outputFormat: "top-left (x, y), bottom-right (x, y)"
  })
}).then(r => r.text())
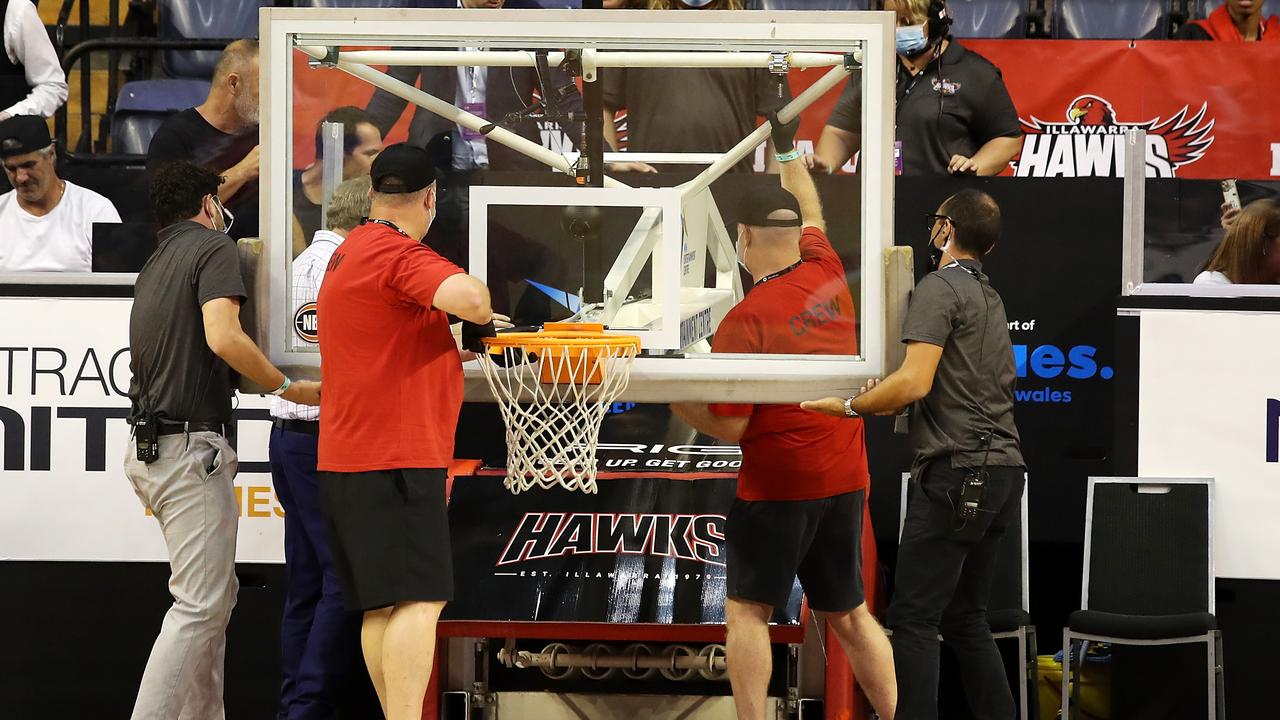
top-left (478, 323), bottom-right (641, 495)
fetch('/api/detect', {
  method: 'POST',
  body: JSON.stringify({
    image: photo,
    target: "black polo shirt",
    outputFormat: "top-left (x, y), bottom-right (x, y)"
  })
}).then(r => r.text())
top-left (827, 40), bottom-right (1021, 175)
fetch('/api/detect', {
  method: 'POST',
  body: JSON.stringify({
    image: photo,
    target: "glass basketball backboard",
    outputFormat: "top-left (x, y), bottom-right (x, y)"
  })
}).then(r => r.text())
top-left (257, 6), bottom-right (900, 403)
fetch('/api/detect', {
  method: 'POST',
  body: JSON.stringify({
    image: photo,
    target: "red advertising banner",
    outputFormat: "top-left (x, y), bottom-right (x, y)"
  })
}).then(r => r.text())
top-left (292, 41), bottom-right (1280, 180)
top-left (963, 40), bottom-right (1280, 180)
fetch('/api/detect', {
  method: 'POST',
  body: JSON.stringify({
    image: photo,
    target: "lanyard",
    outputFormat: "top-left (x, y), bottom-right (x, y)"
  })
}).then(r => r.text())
top-left (363, 218), bottom-right (409, 238)
top-left (756, 260), bottom-right (802, 285)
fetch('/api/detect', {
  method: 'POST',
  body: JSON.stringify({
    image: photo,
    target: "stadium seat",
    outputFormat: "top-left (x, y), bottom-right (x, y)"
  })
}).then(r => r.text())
top-left (751, 0), bottom-right (870, 9)
top-left (949, 0), bottom-right (1026, 39)
top-left (110, 79), bottom-right (211, 155)
top-left (1053, 0), bottom-right (1169, 39)
top-left (159, 0), bottom-right (266, 80)
top-left (1193, 0), bottom-right (1280, 19)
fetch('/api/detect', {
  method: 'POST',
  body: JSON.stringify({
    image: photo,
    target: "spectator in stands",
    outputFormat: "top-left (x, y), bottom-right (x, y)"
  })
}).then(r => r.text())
top-left (1195, 198), bottom-right (1280, 284)
top-left (602, 0), bottom-right (791, 174)
top-left (0, 115), bottom-right (120, 272)
top-left (364, 0), bottom-right (564, 172)
top-left (0, 0), bottom-right (69, 122)
top-left (1176, 0), bottom-right (1280, 41)
top-left (293, 106), bottom-right (384, 254)
top-left (812, 0), bottom-right (1022, 176)
top-left (147, 39), bottom-right (260, 240)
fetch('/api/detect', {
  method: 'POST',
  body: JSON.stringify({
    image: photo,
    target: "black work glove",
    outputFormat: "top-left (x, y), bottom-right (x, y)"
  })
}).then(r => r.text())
top-left (767, 110), bottom-right (800, 155)
top-left (460, 319), bottom-right (497, 353)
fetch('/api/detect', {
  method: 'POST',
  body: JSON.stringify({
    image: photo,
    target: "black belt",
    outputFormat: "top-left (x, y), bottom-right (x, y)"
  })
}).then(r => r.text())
top-left (273, 417), bottom-right (320, 436)
top-left (157, 421), bottom-right (226, 437)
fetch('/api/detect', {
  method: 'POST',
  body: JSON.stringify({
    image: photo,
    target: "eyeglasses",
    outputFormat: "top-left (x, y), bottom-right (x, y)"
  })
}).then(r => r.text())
top-left (926, 213), bottom-right (953, 232)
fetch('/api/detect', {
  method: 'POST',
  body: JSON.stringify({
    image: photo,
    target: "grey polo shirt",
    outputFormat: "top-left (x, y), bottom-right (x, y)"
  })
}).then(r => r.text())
top-left (827, 40), bottom-right (1021, 176)
top-left (901, 260), bottom-right (1023, 470)
top-left (128, 221), bottom-right (247, 425)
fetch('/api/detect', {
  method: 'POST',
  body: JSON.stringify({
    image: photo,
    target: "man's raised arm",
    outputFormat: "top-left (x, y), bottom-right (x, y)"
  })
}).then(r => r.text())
top-left (769, 112), bottom-right (825, 233)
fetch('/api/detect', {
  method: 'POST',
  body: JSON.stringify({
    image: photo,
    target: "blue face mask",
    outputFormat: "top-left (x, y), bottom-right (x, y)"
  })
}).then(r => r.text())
top-left (895, 24), bottom-right (928, 56)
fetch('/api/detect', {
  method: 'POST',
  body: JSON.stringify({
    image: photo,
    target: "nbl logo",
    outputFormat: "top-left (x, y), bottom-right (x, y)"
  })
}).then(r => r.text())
top-left (293, 302), bottom-right (318, 344)
top-left (1015, 95), bottom-right (1215, 178)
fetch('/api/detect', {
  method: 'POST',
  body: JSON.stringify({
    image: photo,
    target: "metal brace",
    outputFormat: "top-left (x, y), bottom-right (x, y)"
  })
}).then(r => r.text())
top-left (469, 639), bottom-right (496, 716)
top-left (843, 50), bottom-right (862, 72)
top-left (767, 51), bottom-right (790, 76)
top-left (308, 45), bottom-right (340, 68)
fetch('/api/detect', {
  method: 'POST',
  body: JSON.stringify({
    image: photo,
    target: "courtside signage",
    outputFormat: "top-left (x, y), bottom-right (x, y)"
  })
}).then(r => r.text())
top-left (0, 298), bottom-right (285, 563)
top-left (1138, 310), bottom-right (1280, 580)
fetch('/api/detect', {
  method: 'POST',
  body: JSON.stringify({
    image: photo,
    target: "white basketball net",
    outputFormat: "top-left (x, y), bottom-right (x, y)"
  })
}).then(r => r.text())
top-left (478, 338), bottom-right (639, 495)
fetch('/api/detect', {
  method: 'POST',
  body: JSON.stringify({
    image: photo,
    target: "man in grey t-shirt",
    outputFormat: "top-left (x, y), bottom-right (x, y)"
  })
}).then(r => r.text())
top-left (125, 161), bottom-right (320, 720)
top-left (803, 189), bottom-right (1024, 720)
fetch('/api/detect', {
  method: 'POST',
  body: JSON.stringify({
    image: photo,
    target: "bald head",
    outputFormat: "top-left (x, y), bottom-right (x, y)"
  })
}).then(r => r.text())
top-left (209, 39), bottom-right (260, 125)
top-left (213, 39), bottom-right (259, 82)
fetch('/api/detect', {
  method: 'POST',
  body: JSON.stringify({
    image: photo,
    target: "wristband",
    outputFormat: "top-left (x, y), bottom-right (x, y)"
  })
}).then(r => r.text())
top-left (775, 149), bottom-right (802, 163)
top-left (844, 396), bottom-right (860, 418)
top-left (270, 377), bottom-right (292, 396)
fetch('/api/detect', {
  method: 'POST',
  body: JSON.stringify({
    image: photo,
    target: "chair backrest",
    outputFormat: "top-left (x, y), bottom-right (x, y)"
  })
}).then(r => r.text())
top-left (1082, 477), bottom-right (1214, 616)
top-left (950, 0), bottom-right (1027, 39)
top-left (899, 471), bottom-right (1029, 614)
top-left (1053, 0), bottom-right (1170, 39)
top-left (1193, 0), bottom-right (1280, 19)
top-left (159, 0), bottom-right (265, 79)
top-left (111, 80), bottom-right (212, 156)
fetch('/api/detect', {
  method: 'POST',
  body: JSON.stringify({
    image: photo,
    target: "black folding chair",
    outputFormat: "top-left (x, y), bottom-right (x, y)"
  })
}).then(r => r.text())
top-left (1062, 477), bottom-right (1224, 720)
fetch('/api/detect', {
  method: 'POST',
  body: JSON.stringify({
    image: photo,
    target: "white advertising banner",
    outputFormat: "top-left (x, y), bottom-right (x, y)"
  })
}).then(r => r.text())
top-left (1138, 309), bottom-right (1280, 580)
top-left (0, 297), bottom-right (285, 563)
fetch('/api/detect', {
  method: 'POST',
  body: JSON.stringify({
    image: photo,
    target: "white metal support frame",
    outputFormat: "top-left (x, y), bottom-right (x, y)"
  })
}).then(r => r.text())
top-left (259, 7), bottom-right (897, 403)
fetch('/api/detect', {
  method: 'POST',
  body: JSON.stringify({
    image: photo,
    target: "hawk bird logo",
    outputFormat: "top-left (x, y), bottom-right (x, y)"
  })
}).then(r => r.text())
top-left (1016, 95), bottom-right (1216, 177)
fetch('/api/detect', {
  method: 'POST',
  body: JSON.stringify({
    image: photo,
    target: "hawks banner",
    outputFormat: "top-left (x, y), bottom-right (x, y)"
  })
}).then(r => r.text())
top-left (966, 40), bottom-right (1280, 180)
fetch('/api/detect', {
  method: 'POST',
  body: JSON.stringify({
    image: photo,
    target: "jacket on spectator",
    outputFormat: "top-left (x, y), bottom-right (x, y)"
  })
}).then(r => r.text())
top-left (1178, 5), bottom-right (1280, 41)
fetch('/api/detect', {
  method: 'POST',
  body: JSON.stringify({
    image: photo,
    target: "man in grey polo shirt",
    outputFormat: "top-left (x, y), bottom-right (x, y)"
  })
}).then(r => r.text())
top-left (125, 160), bottom-right (320, 720)
top-left (804, 189), bottom-right (1024, 720)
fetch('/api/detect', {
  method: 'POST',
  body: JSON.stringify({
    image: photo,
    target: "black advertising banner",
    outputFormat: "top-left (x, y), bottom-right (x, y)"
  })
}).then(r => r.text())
top-left (444, 474), bottom-right (803, 626)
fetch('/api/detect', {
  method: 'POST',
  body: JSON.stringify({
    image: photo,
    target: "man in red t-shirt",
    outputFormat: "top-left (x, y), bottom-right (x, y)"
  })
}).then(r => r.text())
top-left (316, 144), bottom-right (495, 720)
top-left (671, 116), bottom-right (896, 720)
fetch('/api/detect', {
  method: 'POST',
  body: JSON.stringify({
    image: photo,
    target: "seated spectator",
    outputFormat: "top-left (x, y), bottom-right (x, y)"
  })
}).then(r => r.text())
top-left (147, 39), bottom-right (260, 240)
top-left (813, 0), bottom-right (1022, 176)
top-left (294, 106), bottom-right (383, 254)
top-left (1176, 0), bottom-right (1280, 41)
top-left (602, 0), bottom-right (791, 174)
top-left (1195, 198), bottom-right (1280, 284)
top-left (0, 115), bottom-right (121, 272)
top-left (0, 0), bottom-right (69, 122)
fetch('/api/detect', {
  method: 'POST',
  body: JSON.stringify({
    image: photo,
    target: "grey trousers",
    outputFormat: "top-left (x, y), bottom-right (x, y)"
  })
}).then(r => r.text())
top-left (124, 431), bottom-right (240, 720)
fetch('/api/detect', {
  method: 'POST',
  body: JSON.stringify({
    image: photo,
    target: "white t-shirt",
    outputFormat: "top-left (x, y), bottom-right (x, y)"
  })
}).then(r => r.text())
top-left (0, 181), bottom-right (122, 272)
top-left (1193, 270), bottom-right (1232, 285)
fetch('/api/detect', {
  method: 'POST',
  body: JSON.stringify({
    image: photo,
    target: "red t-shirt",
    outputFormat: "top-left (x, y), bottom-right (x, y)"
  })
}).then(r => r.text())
top-left (709, 226), bottom-right (870, 501)
top-left (316, 222), bottom-right (465, 472)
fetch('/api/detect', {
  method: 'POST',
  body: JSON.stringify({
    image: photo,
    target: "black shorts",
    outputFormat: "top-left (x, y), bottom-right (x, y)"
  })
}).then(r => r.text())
top-left (319, 468), bottom-right (453, 612)
top-left (725, 489), bottom-right (866, 613)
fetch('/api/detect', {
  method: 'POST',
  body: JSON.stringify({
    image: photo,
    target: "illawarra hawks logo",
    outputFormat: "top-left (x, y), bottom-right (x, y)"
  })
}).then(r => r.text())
top-left (1015, 95), bottom-right (1215, 178)
top-left (497, 512), bottom-right (726, 567)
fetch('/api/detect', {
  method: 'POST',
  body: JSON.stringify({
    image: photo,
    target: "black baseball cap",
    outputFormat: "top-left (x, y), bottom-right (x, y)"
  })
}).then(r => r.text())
top-left (732, 184), bottom-right (802, 228)
top-left (370, 143), bottom-right (438, 194)
top-left (0, 115), bottom-right (53, 158)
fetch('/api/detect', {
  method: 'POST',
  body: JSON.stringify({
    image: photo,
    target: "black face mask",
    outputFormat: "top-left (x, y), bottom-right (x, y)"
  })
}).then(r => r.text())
top-left (916, 219), bottom-right (949, 284)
